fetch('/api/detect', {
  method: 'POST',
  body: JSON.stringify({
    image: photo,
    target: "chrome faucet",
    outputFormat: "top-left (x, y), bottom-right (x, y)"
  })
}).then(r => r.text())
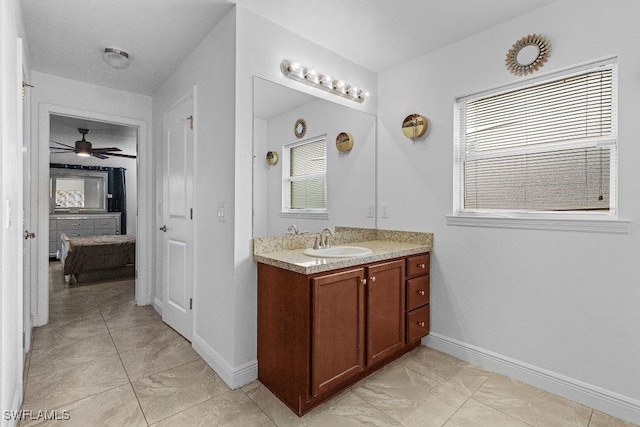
top-left (286, 224), bottom-right (299, 235)
top-left (320, 227), bottom-right (334, 248)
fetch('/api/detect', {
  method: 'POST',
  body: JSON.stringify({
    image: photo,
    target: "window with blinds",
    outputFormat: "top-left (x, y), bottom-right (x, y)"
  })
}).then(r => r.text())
top-left (284, 137), bottom-right (327, 210)
top-left (457, 60), bottom-right (617, 214)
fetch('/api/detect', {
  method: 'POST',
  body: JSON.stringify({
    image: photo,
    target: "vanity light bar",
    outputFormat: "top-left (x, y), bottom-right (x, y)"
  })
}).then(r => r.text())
top-left (280, 60), bottom-right (370, 103)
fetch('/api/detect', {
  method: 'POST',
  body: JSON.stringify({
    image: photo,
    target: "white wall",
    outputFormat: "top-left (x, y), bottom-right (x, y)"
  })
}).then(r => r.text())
top-left (1, 0), bottom-right (27, 423)
top-left (260, 98), bottom-right (376, 236)
top-left (49, 128), bottom-right (138, 236)
top-left (234, 7), bottom-right (379, 374)
top-left (30, 72), bottom-right (152, 325)
top-left (378, 0), bottom-right (640, 422)
top-left (152, 8), bottom-right (238, 381)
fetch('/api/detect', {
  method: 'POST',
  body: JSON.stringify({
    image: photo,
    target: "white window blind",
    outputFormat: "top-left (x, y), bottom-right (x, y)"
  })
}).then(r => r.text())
top-left (458, 61), bottom-right (617, 213)
top-left (284, 138), bottom-right (327, 210)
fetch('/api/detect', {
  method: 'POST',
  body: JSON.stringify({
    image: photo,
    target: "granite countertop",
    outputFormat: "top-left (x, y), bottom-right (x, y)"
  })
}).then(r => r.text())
top-left (253, 227), bottom-right (433, 275)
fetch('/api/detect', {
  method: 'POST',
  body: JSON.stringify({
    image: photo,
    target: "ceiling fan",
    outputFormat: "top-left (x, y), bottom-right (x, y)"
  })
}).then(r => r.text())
top-left (49, 128), bottom-right (136, 159)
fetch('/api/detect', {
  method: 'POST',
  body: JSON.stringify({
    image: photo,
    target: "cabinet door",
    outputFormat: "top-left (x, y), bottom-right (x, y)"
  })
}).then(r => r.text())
top-left (366, 260), bottom-right (405, 366)
top-left (311, 268), bottom-right (365, 397)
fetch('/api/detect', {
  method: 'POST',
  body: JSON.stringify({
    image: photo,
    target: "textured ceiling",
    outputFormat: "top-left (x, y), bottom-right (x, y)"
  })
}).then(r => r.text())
top-left (231, 0), bottom-right (558, 72)
top-left (22, 0), bottom-right (558, 95)
top-left (22, 0), bottom-right (233, 95)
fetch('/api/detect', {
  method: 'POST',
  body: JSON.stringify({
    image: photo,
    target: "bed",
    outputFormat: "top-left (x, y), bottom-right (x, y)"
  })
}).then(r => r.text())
top-left (60, 233), bottom-right (136, 283)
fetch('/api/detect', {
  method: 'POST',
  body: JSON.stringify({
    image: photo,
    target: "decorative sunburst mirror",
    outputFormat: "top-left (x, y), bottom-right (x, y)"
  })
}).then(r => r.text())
top-left (505, 34), bottom-right (551, 76)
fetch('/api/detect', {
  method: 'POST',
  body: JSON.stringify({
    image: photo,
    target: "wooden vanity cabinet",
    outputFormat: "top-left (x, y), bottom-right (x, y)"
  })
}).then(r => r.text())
top-left (311, 269), bottom-right (365, 397)
top-left (405, 253), bottom-right (430, 343)
top-left (257, 252), bottom-right (429, 416)
top-left (366, 260), bottom-right (405, 366)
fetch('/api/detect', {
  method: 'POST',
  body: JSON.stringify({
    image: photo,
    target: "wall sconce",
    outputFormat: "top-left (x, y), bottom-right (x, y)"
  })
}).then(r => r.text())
top-left (281, 60), bottom-right (369, 103)
top-left (402, 114), bottom-right (428, 139)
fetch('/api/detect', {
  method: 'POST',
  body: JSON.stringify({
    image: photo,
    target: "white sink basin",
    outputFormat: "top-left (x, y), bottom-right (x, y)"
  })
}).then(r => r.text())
top-left (303, 246), bottom-right (372, 258)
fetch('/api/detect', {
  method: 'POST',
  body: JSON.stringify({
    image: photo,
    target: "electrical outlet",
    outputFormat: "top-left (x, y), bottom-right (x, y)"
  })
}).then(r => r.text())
top-left (367, 204), bottom-right (374, 218)
top-left (217, 203), bottom-right (226, 222)
top-left (381, 203), bottom-right (389, 218)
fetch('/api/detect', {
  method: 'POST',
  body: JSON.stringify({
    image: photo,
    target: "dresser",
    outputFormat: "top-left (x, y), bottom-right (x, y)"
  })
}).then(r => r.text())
top-left (49, 213), bottom-right (121, 258)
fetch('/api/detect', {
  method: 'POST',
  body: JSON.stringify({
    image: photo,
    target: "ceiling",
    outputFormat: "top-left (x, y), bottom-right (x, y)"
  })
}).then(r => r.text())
top-left (228, 0), bottom-right (557, 72)
top-left (22, 0), bottom-right (234, 95)
top-left (50, 115), bottom-right (138, 155)
top-left (22, 0), bottom-right (558, 95)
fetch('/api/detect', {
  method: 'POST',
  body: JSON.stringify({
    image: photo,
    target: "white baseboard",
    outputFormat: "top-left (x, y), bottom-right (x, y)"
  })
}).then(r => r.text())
top-left (192, 334), bottom-right (257, 390)
top-left (153, 297), bottom-right (163, 316)
top-left (424, 333), bottom-right (640, 425)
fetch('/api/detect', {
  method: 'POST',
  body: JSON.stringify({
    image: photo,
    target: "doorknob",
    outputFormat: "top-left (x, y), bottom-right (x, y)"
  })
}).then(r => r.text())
top-left (24, 230), bottom-right (36, 240)
top-left (159, 225), bottom-right (167, 232)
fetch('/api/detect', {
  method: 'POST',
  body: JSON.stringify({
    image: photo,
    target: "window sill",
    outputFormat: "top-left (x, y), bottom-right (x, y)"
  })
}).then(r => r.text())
top-left (446, 214), bottom-right (630, 234)
top-left (280, 211), bottom-right (330, 220)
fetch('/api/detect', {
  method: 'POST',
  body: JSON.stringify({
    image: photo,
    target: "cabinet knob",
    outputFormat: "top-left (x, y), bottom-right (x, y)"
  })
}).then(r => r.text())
top-left (418, 263), bottom-right (426, 269)
top-left (361, 278), bottom-right (367, 285)
top-left (417, 290), bottom-right (425, 296)
top-left (417, 321), bottom-right (426, 327)
top-left (370, 276), bottom-right (376, 282)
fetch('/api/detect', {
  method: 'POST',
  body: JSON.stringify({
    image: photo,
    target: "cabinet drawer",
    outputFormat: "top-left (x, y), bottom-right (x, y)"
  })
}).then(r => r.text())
top-left (56, 219), bottom-right (93, 230)
top-left (406, 253), bottom-right (430, 278)
top-left (406, 305), bottom-right (430, 343)
top-left (406, 275), bottom-right (430, 311)
top-left (94, 218), bottom-right (117, 229)
top-left (49, 241), bottom-right (57, 254)
top-left (49, 230), bottom-right (57, 242)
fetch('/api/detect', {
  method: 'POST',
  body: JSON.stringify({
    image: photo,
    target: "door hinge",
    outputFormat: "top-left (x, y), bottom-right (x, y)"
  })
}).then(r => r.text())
top-left (190, 208), bottom-right (193, 220)
top-left (22, 332), bottom-right (25, 348)
top-left (187, 115), bottom-right (193, 129)
top-left (189, 298), bottom-right (193, 310)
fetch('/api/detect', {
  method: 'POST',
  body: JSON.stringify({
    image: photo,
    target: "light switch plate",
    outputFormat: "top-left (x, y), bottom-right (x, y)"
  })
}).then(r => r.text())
top-left (381, 203), bottom-right (389, 218)
top-left (217, 203), bottom-right (226, 222)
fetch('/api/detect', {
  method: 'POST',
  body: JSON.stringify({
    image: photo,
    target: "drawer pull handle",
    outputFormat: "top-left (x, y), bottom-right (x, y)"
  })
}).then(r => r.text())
top-left (417, 290), bottom-right (426, 296)
top-left (417, 321), bottom-right (426, 327)
top-left (361, 278), bottom-right (367, 285)
top-left (417, 263), bottom-right (426, 269)
top-left (71, 223), bottom-right (80, 226)
top-left (370, 276), bottom-right (376, 282)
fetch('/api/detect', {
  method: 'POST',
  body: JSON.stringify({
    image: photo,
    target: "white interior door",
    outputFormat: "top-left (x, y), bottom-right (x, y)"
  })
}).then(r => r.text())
top-left (161, 94), bottom-right (194, 340)
top-left (22, 63), bottom-right (34, 353)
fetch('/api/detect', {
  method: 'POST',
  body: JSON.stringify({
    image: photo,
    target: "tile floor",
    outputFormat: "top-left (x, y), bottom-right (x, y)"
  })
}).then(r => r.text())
top-left (19, 261), bottom-right (637, 426)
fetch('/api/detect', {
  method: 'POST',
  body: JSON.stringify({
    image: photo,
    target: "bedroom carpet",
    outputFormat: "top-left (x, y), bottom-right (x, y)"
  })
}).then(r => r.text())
top-left (19, 261), bottom-right (636, 426)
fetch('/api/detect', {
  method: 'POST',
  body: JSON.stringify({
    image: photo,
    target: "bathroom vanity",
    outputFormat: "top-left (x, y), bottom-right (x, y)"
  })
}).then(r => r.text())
top-left (254, 228), bottom-right (432, 415)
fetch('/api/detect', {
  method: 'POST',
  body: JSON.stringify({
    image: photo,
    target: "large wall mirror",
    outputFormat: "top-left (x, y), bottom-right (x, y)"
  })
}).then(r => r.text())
top-left (253, 77), bottom-right (376, 237)
top-left (50, 169), bottom-right (108, 213)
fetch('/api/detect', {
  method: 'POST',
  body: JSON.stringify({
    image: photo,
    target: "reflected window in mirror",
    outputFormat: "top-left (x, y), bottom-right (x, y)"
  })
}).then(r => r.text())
top-left (283, 137), bottom-right (327, 212)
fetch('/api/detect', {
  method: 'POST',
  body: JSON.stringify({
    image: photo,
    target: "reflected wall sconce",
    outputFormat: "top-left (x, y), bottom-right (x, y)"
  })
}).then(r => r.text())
top-left (266, 151), bottom-right (279, 166)
top-left (280, 60), bottom-right (369, 103)
top-left (336, 132), bottom-right (354, 152)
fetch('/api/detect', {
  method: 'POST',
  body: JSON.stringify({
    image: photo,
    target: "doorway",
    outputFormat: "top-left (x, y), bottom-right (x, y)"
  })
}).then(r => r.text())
top-left (32, 104), bottom-right (152, 328)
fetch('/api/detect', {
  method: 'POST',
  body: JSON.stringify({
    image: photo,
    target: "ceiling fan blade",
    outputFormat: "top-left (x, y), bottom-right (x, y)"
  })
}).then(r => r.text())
top-left (49, 147), bottom-right (75, 151)
top-left (49, 140), bottom-right (75, 149)
top-left (92, 147), bottom-right (122, 153)
top-left (105, 152), bottom-right (137, 159)
top-left (91, 153), bottom-right (109, 159)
